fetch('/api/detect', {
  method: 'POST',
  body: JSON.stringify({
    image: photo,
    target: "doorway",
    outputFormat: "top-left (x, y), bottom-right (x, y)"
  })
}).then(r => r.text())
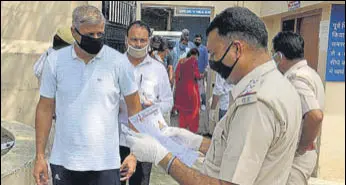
top-left (281, 9), bottom-right (322, 71)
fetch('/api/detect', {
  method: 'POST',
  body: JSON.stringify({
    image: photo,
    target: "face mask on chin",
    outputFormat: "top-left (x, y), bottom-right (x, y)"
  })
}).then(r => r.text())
top-left (74, 28), bottom-right (104, 55)
top-left (208, 42), bottom-right (240, 80)
top-left (179, 43), bottom-right (187, 50)
top-left (127, 42), bottom-right (149, 59)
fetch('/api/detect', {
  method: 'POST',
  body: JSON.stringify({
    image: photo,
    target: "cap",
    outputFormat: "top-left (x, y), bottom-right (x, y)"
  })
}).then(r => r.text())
top-left (56, 26), bottom-right (75, 44)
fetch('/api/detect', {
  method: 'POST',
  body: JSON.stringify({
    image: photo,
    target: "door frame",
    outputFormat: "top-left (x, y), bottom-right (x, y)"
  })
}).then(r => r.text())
top-left (281, 9), bottom-right (322, 33)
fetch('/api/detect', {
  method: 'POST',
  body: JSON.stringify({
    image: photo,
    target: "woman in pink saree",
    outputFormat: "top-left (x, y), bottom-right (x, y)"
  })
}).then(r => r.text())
top-left (174, 48), bottom-right (201, 133)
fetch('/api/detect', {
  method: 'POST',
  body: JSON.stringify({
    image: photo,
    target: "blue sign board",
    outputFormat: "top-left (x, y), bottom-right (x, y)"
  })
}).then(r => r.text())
top-left (326, 4), bottom-right (345, 81)
top-left (175, 7), bottom-right (211, 17)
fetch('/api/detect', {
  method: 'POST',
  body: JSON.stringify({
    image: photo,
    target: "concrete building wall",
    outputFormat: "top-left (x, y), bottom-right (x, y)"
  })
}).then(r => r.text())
top-left (1, 1), bottom-right (89, 127)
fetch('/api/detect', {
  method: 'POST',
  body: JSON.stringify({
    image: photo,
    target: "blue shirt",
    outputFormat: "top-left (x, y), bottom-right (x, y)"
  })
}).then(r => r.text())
top-left (195, 44), bottom-right (209, 73)
top-left (172, 46), bottom-right (190, 72)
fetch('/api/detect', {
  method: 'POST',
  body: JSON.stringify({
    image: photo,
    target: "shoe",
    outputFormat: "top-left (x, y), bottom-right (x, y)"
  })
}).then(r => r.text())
top-left (201, 105), bottom-right (206, 111)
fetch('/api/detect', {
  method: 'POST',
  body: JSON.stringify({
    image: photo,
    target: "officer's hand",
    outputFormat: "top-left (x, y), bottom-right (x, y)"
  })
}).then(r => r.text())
top-left (162, 127), bottom-right (203, 151)
top-left (126, 133), bottom-right (169, 165)
top-left (33, 157), bottom-right (49, 185)
top-left (120, 153), bottom-right (137, 181)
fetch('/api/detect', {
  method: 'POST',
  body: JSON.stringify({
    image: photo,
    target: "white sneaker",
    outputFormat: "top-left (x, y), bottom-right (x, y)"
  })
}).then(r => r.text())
top-left (201, 105), bottom-right (206, 111)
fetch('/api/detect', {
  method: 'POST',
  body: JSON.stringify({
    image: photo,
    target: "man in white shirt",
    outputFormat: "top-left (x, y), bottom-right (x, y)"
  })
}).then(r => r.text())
top-left (119, 20), bottom-right (173, 185)
top-left (272, 31), bottom-right (325, 185)
top-left (32, 26), bottom-right (74, 159)
top-left (33, 5), bottom-right (142, 185)
top-left (209, 73), bottom-right (233, 134)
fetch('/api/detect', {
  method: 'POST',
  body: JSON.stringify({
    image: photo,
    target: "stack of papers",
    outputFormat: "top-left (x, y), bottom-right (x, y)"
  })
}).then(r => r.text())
top-left (123, 105), bottom-right (199, 167)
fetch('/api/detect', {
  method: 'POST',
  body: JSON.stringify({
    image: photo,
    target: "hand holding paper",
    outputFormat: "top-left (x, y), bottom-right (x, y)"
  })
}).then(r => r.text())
top-left (127, 105), bottom-right (199, 166)
top-left (162, 127), bottom-right (203, 151)
top-left (126, 132), bottom-right (169, 165)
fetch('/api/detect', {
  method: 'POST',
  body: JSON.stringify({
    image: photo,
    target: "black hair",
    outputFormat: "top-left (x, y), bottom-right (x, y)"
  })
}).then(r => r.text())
top-left (195, 34), bottom-right (203, 39)
top-left (187, 48), bottom-right (199, 58)
top-left (159, 37), bottom-right (168, 51)
top-left (53, 34), bottom-right (70, 50)
top-left (150, 35), bottom-right (161, 50)
top-left (272, 31), bottom-right (304, 60)
top-left (168, 40), bottom-right (175, 50)
top-left (126, 20), bottom-right (151, 37)
top-left (206, 7), bottom-right (268, 48)
top-left (150, 36), bottom-right (168, 54)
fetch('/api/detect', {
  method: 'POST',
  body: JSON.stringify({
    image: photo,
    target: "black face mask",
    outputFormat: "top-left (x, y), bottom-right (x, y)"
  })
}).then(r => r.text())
top-left (194, 42), bottom-right (201, 47)
top-left (74, 28), bottom-right (104, 55)
top-left (52, 36), bottom-right (70, 50)
top-left (208, 42), bottom-right (239, 80)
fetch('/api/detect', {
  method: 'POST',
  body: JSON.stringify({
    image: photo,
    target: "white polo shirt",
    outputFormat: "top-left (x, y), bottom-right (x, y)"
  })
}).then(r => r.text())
top-left (213, 73), bottom-right (234, 110)
top-left (40, 45), bottom-right (138, 171)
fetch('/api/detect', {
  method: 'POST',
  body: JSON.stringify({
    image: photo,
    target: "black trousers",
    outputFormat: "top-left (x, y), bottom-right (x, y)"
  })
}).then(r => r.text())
top-left (50, 164), bottom-right (121, 185)
top-left (120, 146), bottom-right (152, 185)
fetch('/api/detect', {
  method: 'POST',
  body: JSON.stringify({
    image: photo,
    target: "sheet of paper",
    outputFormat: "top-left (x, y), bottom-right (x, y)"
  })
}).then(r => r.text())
top-left (127, 105), bottom-right (199, 167)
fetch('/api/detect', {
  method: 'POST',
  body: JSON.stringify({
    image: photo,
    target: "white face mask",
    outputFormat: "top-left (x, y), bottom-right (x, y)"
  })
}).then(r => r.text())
top-left (127, 42), bottom-right (149, 58)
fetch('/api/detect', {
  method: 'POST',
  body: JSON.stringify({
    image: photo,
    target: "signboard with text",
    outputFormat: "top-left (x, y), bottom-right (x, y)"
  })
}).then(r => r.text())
top-left (175, 7), bottom-right (211, 17)
top-left (326, 4), bottom-right (345, 81)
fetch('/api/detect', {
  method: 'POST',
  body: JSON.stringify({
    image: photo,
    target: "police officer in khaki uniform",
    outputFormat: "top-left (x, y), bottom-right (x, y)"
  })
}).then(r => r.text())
top-left (124, 7), bottom-right (302, 185)
top-left (272, 31), bottom-right (325, 185)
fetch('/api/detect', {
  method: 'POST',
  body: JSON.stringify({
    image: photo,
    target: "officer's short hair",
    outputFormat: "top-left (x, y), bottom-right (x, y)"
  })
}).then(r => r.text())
top-left (206, 7), bottom-right (268, 49)
top-left (272, 31), bottom-right (304, 60)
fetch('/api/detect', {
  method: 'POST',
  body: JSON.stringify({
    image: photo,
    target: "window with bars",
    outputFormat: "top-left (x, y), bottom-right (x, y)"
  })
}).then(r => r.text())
top-left (102, 1), bottom-right (136, 53)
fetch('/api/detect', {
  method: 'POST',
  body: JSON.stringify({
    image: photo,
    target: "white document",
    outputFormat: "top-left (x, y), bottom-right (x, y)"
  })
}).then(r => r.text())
top-left (127, 105), bottom-right (199, 167)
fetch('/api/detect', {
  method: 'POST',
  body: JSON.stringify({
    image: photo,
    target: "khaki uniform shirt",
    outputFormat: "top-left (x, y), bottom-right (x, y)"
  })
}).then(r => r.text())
top-left (202, 61), bottom-right (302, 185)
top-left (284, 60), bottom-right (325, 116)
top-left (284, 60), bottom-right (325, 183)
